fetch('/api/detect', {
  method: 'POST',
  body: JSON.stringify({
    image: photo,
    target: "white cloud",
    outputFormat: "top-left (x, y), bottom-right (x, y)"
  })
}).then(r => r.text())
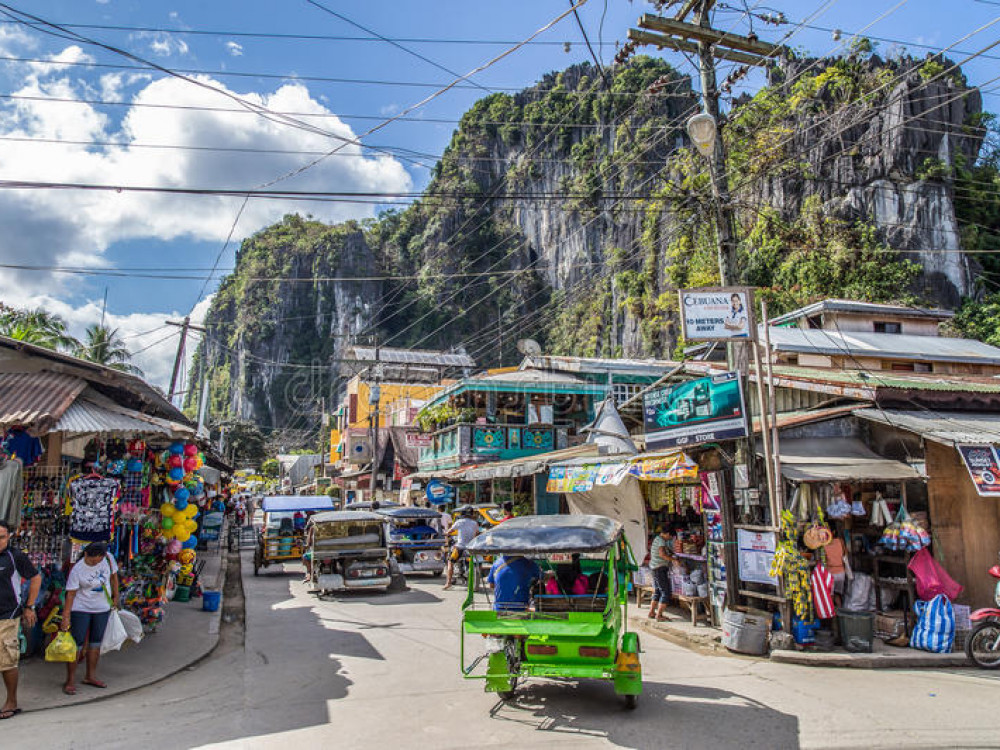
top-left (226, 41), bottom-right (243, 57)
top-left (0, 50), bottom-right (412, 389)
top-left (143, 33), bottom-right (189, 57)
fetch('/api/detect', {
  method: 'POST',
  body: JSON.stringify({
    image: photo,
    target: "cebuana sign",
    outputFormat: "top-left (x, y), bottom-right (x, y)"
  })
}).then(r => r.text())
top-left (679, 287), bottom-right (756, 341)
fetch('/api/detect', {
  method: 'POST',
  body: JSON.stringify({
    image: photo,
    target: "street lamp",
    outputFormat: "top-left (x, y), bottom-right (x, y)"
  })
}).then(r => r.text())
top-left (686, 111), bottom-right (717, 158)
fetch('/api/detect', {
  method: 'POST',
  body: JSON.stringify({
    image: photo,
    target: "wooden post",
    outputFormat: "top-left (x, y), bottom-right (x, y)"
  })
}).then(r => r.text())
top-left (751, 341), bottom-right (776, 519)
top-left (761, 301), bottom-right (783, 509)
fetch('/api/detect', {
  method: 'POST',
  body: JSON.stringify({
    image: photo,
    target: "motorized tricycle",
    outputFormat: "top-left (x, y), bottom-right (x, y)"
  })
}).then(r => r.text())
top-left (253, 495), bottom-right (335, 576)
top-left (460, 514), bottom-right (642, 708)
top-left (378, 506), bottom-right (447, 576)
top-left (307, 510), bottom-right (392, 594)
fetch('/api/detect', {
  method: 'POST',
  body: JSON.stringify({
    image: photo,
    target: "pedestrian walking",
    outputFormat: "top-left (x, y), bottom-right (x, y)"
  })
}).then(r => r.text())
top-left (60, 542), bottom-right (119, 695)
top-left (0, 519), bottom-right (42, 720)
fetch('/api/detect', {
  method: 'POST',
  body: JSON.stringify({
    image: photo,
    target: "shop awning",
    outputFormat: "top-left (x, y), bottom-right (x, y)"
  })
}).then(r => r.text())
top-left (855, 408), bottom-right (1000, 446)
top-left (766, 437), bottom-right (922, 482)
top-left (546, 450), bottom-right (698, 493)
top-left (455, 444), bottom-right (603, 482)
top-left (260, 496), bottom-right (336, 513)
top-left (55, 396), bottom-right (174, 436)
top-left (0, 371), bottom-right (86, 435)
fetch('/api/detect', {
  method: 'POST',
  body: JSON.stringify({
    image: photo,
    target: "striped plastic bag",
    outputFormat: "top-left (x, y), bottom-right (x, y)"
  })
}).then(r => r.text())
top-left (910, 594), bottom-right (955, 654)
top-left (810, 563), bottom-right (835, 619)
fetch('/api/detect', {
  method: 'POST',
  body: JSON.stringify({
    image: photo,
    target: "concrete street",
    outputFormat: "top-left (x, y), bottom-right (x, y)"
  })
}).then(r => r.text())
top-left (4, 551), bottom-right (998, 749)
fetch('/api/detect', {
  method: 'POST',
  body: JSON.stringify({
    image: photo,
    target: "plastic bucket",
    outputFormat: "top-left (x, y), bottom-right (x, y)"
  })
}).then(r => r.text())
top-left (838, 609), bottom-right (875, 653)
top-left (202, 590), bottom-right (222, 612)
top-left (722, 607), bottom-right (770, 655)
top-left (173, 585), bottom-right (191, 603)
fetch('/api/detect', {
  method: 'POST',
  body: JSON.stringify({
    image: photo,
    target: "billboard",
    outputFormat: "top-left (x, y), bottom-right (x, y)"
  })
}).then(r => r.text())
top-left (679, 287), bottom-right (756, 341)
top-left (957, 445), bottom-right (1000, 496)
top-left (643, 372), bottom-right (748, 450)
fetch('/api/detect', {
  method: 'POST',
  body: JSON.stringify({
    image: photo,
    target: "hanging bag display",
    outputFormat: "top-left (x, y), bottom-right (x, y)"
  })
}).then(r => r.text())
top-left (910, 594), bottom-right (955, 654)
top-left (908, 548), bottom-right (964, 602)
top-left (810, 563), bottom-right (835, 619)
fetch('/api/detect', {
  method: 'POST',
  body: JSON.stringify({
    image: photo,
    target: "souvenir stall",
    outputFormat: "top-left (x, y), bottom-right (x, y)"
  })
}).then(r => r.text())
top-left (3, 421), bottom-right (214, 651)
top-left (764, 437), bottom-right (954, 652)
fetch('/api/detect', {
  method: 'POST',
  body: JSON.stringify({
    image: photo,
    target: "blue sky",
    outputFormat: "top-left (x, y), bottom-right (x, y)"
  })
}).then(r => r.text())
top-left (0, 0), bottom-right (996, 389)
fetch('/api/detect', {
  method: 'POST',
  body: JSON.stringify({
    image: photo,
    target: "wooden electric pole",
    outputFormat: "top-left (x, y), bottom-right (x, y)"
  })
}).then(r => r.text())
top-left (166, 317), bottom-right (208, 402)
top-left (368, 338), bottom-right (381, 498)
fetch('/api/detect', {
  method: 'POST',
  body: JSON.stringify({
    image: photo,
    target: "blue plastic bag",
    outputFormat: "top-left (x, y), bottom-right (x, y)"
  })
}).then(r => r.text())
top-left (910, 594), bottom-right (955, 653)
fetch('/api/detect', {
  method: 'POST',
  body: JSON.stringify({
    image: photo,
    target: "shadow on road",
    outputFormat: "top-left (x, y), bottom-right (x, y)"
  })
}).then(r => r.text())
top-left (490, 679), bottom-right (800, 749)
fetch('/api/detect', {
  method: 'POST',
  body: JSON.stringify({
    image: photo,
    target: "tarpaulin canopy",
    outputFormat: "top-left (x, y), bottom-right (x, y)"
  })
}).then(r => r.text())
top-left (546, 451), bottom-right (698, 494)
top-left (765, 437), bottom-right (923, 483)
top-left (261, 496), bottom-right (336, 513)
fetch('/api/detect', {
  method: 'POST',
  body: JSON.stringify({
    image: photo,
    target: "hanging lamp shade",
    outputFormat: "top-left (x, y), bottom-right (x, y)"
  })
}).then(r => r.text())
top-left (686, 112), bottom-right (718, 157)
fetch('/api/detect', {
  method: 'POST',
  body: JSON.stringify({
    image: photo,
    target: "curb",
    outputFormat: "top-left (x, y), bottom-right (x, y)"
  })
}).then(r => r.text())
top-left (630, 614), bottom-right (975, 669)
top-left (769, 649), bottom-right (973, 669)
top-left (23, 544), bottom-right (230, 714)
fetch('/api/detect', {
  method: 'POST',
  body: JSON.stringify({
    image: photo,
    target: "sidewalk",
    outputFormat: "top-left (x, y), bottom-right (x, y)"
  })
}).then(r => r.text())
top-left (17, 542), bottom-right (227, 713)
top-left (630, 608), bottom-right (974, 669)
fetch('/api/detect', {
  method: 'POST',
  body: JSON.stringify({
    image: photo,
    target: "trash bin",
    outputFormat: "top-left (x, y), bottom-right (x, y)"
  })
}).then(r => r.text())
top-left (838, 609), bottom-right (875, 653)
top-left (722, 606), bottom-right (770, 655)
top-left (173, 585), bottom-right (192, 603)
top-left (202, 590), bottom-right (222, 612)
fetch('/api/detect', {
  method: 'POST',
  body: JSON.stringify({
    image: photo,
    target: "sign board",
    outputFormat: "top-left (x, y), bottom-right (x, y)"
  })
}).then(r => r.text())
top-left (404, 432), bottom-right (433, 448)
top-left (425, 479), bottom-right (455, 505)
top-left (958, 445), bottom-right (1000, 496)
top-left (643, 372), bottom-right (748, 450)
top-left (346, 434), bottom-right (372, 464)
top-left (737, 529), bottom-right (778, 586)
top-left (679, 287), bottom-right (756, 341)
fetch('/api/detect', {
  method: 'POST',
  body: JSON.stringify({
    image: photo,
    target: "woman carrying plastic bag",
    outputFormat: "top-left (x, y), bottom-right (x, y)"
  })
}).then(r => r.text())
top-left (59, 543), bottom-right (120, 695)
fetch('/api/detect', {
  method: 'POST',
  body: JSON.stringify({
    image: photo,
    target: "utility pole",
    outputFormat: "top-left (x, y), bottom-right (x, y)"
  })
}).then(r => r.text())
top-left (368, 337), bottom-right (381, 498)
top-left (166, 317), bottom-right (208, 402)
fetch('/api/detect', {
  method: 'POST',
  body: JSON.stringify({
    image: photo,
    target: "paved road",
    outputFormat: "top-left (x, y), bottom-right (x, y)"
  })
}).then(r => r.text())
top-left (5, 552), bottom-right (998, 749)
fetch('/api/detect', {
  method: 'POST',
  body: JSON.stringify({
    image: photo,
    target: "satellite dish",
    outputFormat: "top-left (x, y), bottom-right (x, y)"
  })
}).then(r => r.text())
top-left (517, 339), bottom-right (542, 356)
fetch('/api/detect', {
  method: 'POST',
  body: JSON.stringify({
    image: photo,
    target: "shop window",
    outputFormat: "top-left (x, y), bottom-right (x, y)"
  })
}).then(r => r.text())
top-left (888, 362), bottom-right (915, 372)
top-left (611, 382), bottom-right (643, 405)
top-left (913, 362), bottom-right (932, 373)
top-left (874, 321), bottom-right (902, 334)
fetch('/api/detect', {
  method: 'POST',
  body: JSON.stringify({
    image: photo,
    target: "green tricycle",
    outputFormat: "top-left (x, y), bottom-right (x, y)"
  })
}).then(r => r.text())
top-left (460, 514), bottom-right (642, 709)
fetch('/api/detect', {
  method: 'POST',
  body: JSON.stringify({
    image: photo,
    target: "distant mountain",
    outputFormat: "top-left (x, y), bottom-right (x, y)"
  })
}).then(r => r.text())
top-left (191, 52), bottom-right (994, 438)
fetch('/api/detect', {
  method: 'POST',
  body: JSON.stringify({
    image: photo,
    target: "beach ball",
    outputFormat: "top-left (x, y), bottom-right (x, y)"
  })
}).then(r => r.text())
top-left (167, 455), bottom-right (183, 469)
top-left (161, 517), bottom-right (174, 530)
top-left (191, 482), bottom-right (205, 497)
top-left (174, 529), bottom-right (191, 543)
top-left (182, 457), bottom-right (197, 473)
top-left (174, 487), bottom-right (190, 503)
top-left (168, 467), bottom-right (184, 482)
top-left (184, 504), bottom-right (198, 519)
top-left (184, 519), bottom-right (198, 533)
top-left (160, 503), bottom-right (176, 517)
top-left (174, 499), bottom-right (188, 513)
top-left (184, 443), bottom-right (198, 457)
top-left (169, 442), bottom-right (185, 455)
top-left (182, 535), bottom-right (198, 549)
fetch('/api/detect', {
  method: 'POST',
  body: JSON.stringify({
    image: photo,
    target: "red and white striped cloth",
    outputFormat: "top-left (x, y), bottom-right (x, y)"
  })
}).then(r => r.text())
top-left (810, 563), bottom-right (835, 619)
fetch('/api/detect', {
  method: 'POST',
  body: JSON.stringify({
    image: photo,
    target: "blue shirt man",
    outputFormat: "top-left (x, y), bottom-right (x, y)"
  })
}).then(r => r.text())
top-left (487, 555), bottom-right (540, 612)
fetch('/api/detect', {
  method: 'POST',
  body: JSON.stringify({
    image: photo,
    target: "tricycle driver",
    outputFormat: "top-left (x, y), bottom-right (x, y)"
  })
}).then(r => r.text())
top-left (486, 555), bottom-right (540, 613)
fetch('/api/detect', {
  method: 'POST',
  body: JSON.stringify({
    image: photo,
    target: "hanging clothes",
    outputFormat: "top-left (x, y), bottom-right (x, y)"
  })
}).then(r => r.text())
top-left (0, 458), bottom-right (24, 526)
top-left (65, 475), bottom-right (121, 543)
top-left (2, 428), bottom-right (43, 467)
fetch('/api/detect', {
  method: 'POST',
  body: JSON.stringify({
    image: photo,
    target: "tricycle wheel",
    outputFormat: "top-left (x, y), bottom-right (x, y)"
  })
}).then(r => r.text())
top-left (624, 694), bottom-right (639, 710)
top-left (497, 675), bottom-right (518, 701)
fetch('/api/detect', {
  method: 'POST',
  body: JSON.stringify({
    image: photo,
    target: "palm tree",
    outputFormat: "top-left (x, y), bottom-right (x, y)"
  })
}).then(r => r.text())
top-left (76, 323), bottom-right (143, 375)
top-left (0, 306), bottom-right (79, 351)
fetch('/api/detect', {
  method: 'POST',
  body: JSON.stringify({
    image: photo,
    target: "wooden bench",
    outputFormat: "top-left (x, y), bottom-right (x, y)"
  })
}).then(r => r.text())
top-left (634, 584), bottom-right (654, 608)
top-left (676, 595), bottom-right (711, 627)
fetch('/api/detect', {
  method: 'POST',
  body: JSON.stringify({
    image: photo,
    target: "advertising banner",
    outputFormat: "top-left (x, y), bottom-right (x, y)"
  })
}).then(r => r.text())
top-left (737, 529), bottom-right (778, 586)
top-left (957, 444), bottom-right (1000, 496)
top-left (679, 287), bottom-right (756, 341)
top-left (643, 372), bottom-right (748, 450)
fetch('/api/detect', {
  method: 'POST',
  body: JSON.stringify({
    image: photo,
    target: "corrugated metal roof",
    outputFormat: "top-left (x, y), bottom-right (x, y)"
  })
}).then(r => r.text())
top-left (55, 396), bottom-right (173, 435)
top-left (765, 326), bottom-right (1000, 365)
top-left (765, 437), bottom-right (923, 482)
top-left (0, 371), bottom-right (86, 435)
top-left (350, 346), bottom-right (475, 368)
top-left (855, 408), bottom-right (1000, 445)
top-left (769, 299), bottom-right (953, 326)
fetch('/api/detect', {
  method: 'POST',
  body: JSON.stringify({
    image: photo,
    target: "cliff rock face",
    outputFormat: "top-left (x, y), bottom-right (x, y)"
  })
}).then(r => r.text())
top-left (196, 54), bottom-right (989, 430)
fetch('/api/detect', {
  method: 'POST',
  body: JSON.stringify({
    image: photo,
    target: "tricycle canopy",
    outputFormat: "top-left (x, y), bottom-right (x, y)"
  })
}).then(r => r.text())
top-left (261, 496), bottom-right (335, 514)
top-left (378, 506), bottom-right (441, 521)
top-left (344, 500), bottom-right (400, 511)
top-left (465, 514), bottom-right (623, 555)
top-left (309, 510), bottom-right (384, 524)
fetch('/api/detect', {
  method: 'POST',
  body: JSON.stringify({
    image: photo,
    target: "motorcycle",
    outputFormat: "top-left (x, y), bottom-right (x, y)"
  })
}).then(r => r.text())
top-left (967, 559), bottom-right (1000, 669)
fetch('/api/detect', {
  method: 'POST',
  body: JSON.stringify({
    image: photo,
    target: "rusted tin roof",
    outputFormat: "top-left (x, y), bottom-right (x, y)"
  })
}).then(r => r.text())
top-left (0, 371), bottom-right (86, 435)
